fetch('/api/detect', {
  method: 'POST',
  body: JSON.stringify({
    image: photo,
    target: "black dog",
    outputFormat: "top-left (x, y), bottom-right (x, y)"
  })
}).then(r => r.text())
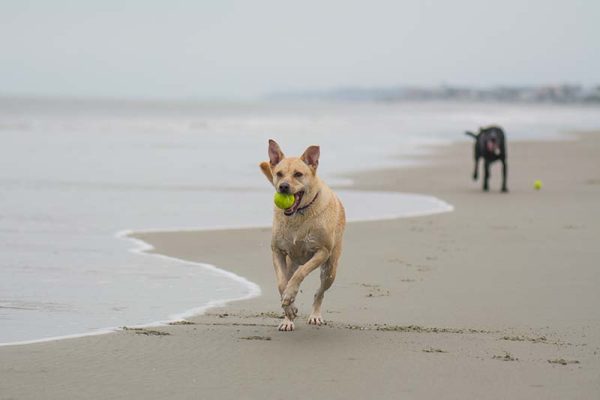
top-left (465, 125), bottom-right (508, 192)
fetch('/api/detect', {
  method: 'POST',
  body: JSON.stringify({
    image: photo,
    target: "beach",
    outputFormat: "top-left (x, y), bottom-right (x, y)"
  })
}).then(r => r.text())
top-left (1, 131), bottom-right (599, 399)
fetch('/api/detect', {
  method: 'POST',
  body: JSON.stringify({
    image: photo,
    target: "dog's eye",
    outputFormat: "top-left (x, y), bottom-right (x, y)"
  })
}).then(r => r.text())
top-left (294, 172), bottom-right (303, 178)
top-left (276, 171), bottom-right (283, 178)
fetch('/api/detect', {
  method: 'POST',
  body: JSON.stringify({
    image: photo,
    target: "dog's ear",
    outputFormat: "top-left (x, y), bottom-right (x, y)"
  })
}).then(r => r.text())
top-left (268, 139), bottom-right (284, 167)
top-left (301, 145), bottom-right (320, 170)
top-left (259, 161), bottom-right (275, 186)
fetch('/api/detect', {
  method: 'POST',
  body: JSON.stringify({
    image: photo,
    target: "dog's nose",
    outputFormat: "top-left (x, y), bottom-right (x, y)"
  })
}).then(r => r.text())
top-left (279, 182), bottom-right (290, 193)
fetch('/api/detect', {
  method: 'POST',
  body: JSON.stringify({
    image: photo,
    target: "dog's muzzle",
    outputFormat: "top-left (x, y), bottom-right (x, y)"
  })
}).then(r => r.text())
top-left (283, 191), bottom-right (305, 216)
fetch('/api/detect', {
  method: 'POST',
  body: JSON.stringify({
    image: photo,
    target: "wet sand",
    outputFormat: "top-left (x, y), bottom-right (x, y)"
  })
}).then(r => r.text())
top-left (1, 132), bottom-right (599, 399)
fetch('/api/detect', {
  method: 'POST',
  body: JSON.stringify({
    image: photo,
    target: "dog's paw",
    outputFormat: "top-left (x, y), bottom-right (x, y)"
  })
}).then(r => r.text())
top-left (278, 318), bottom-right (295, 332)
top-left (308, 314), bottom-right (324, 326)
top-left (501, 187), bottom-right (509, 193)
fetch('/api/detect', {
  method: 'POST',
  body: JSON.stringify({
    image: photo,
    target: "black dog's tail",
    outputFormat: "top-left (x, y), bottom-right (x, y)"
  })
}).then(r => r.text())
top-left (465, 131), bottom-right (478, 139)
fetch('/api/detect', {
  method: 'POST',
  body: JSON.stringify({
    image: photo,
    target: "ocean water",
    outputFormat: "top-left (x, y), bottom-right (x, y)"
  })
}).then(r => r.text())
top-left (1, 98), bottom-right (599, 345)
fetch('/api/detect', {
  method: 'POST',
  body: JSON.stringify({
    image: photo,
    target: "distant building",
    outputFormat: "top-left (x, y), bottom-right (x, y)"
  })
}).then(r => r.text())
top-left (268, 84), bottom-right (600, 103)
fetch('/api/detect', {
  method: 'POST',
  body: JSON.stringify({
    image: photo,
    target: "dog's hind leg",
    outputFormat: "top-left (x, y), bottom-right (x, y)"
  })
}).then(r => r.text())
top-left (308, 248), bottom-right (340, 326)
top-left (473, 156), bottom-right (479, 181)
top-left (501, 158), bottom-right (508, 192)
top-left (473, 150), bottom-right (480, 181)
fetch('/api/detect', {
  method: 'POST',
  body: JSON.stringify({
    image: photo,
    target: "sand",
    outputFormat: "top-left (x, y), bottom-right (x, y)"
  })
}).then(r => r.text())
top-left (1, 132), bottom-right (599, 400)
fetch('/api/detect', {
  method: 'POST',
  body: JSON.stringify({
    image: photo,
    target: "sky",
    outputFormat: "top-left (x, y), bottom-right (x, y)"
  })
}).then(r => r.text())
top-left (1, 0), bottom-right (598, 100)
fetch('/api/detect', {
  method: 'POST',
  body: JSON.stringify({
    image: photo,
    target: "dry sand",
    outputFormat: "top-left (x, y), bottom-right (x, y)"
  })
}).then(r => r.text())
top-left (1, 132), bottom-right (599, 400)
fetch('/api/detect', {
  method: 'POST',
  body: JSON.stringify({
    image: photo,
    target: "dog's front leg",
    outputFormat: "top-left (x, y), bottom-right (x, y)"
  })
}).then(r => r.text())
top-left (282, 248), bottom-right (330, 309)
top-left (272, 249), bottom-right (289, 296)
top-left (483, 160), bottom-right (490, 191)
top-left (272, 249), bottom-right (297, 331)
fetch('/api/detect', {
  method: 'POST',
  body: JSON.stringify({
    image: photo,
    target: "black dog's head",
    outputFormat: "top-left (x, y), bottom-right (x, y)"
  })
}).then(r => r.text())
top-left (479, 127), bottom-right (501, 155)
top-left (484, 133), bottom-right (499, 154)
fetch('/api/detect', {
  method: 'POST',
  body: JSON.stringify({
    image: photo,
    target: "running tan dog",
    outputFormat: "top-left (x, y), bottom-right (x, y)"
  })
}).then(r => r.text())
top-left (259, 140), bottom-right (345, 331)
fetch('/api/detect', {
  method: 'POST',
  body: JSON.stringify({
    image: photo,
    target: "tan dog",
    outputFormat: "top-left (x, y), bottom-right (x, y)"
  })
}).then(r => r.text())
top-left (260, 140), bottom-right (345, 331)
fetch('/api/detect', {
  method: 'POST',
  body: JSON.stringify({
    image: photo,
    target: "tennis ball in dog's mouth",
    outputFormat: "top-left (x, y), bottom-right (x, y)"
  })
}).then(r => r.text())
top-left (274, 192), bottom-right (295, 209)
top-left (534, 180), bottom-right (542, 190)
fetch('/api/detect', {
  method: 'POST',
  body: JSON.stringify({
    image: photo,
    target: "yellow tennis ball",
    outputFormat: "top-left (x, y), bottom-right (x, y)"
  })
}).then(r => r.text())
top-left (274, 192), bottom-right (295, 209)
top-left (534, 180), bottom-right (542, 190)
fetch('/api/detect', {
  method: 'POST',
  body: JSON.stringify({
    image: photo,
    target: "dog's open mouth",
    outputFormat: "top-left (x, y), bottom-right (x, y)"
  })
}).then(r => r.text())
top-left (486, 140), bottom-right (499, 154)
top-left (283, 191), bottom-right (304, 216)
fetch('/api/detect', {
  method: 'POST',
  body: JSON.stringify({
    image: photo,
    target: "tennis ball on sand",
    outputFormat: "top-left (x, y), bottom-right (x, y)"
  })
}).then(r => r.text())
top-left (274, 192), bottom-right (295, 209)
top-left (534, 180), bottom-right (542, 190)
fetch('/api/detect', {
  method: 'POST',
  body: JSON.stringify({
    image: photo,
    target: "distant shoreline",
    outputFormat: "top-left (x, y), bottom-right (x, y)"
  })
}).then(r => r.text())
top-left (267, 83), bottom-right (600, 104)
top-left (2, 85), bottom-right (600, 105)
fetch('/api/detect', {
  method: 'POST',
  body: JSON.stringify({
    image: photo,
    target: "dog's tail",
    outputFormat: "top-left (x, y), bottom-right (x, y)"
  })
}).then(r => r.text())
top-left (259, 161), bottom-right (274, 186)
top-left (465, 131), bottom-right (478, 139)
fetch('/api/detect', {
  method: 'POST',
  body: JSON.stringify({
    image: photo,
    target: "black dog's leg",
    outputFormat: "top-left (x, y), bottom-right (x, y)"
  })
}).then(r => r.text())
top-left (474, 142), bottom-right (482, 181)
top-left (501, 158), bottom-right (508, 192)
top-left (473, 154), bottom-right (479, 181)
top-left (483, 160), bottom-right (490, 191)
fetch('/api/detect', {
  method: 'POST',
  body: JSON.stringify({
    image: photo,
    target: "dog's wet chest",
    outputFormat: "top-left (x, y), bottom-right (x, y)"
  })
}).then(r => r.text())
top-left (276, 229), bottom-right (320, 262)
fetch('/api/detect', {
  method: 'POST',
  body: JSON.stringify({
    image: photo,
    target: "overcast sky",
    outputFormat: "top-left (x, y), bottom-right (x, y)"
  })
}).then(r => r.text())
top-left (1, 0), bottom-right (598, 100)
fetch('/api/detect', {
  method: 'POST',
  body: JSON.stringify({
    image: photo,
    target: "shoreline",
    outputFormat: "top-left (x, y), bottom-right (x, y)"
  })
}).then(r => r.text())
top-left (0, 230), bottom-right (263, 349)
top-left (1, 131), bottom-right (599, 399)
top-left (0, 191), bottom-right (453, 347)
